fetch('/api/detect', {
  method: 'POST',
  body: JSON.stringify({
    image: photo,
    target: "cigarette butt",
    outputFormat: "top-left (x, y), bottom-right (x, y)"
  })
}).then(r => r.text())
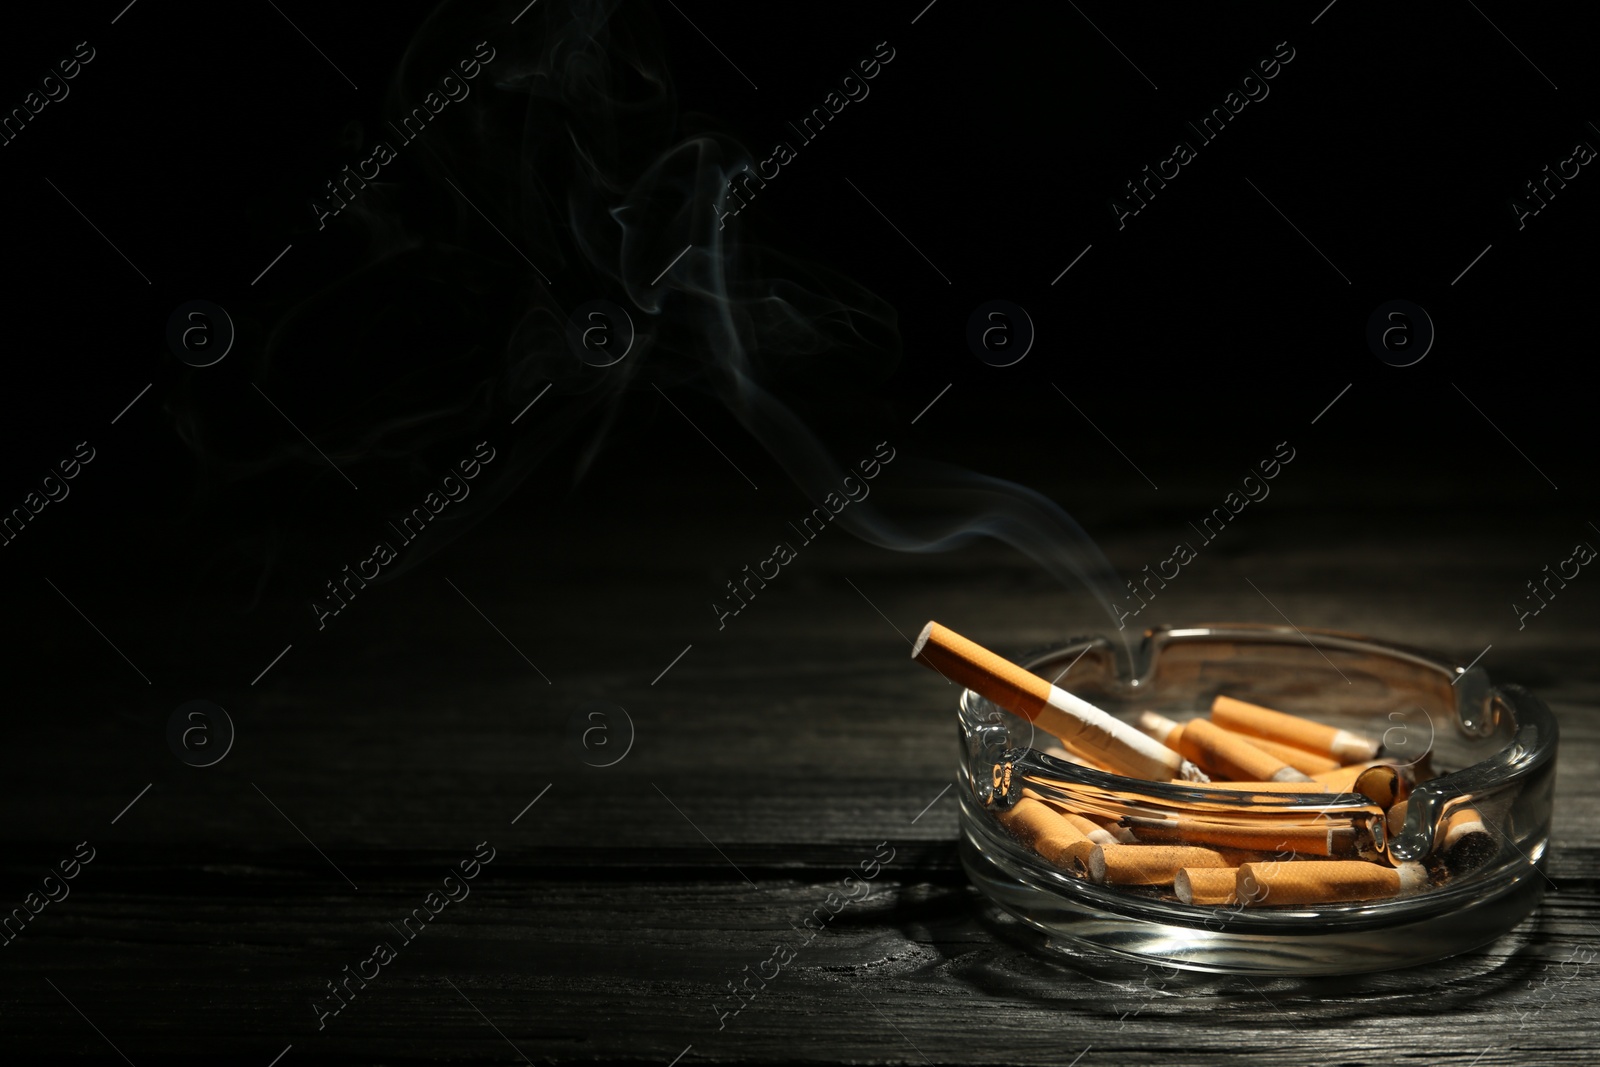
top-left (1175, 867), bottom-right (1239, 905)
top-left (913, 622), bottom-right (1206, 781)
top-left (1039, 791), bottom-right (1150, 841)
top-left (1305, 764), bottom-right (1395, 796)
top-left (1237, 859), bottom-right (1429, 906)
top-left (1385, 797), bottom-right (1409, 839)
top-left (1352, 764), bottom-right (1405, 809)
top-left (1211, 695), bottom-right (1380, 763)
top-left (1177, 718), bottom-right (1313, 783)
top-left (1442, 807), bottom-right (1495, 873)
top-left (1090, 843), bottom-right (1233, 885)
top-left (1310, 760), bottom-right (1412, 794)
top-left (995, 797), bottom-right (1097, 870)
top-left (1057, 810), bottom-right (1123, 846)
top-left (1124, 815), bottom-right (1359, 857)
top-left (1136, 711), bottom-right (1185, 747)
top-left (1001, 795), bottom-right (1091, 848)
top-left (1385, 800), bottom-right (1494, 870)
top-left (1140, 711), bottom-right (1342, 775)
top-left (1220, 731), bottom-right (1342, 774)
top-left (1309, 764), bottom-right (1365, 792)
top-left (1443, 807), bottom-right (1487, 848)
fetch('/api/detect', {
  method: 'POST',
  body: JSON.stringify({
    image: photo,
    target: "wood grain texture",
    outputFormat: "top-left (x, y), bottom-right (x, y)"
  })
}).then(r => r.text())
top-left (2, 477), bottom-right (1597, 1066)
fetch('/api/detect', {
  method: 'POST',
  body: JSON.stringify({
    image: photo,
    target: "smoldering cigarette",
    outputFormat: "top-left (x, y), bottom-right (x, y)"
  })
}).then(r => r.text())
top-left (1175, 866), bottom-right (1239, 905)
top-left (1177, 718), bottom-right (1314, 783)
top-left (1211, 695), bottom-right (1380, 763)
top-left (1139, 711), bottom-right (1341, 775)
top-left (1123, 814), bottom-right (1364, 857)
top-left (995, 797), bottom-right (1097, 870)
top-left (1088, 843), bottom-right (1234, 885)
top-left (913, 622), bottom-right (1207, 782)
top-left (1237, 859), bottom-right (1429, 906)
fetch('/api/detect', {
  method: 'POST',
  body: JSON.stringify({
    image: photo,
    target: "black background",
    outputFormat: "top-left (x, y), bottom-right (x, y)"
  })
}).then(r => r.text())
top-left (2, 0), bottom-right (1591, 585)
top-left (1, 2), bottom-right (1594, 1064)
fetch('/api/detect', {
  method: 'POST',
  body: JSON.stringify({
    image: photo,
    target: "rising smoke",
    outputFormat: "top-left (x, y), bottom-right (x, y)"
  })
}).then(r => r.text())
top-left (171, 0), bottom-right (1129, 648)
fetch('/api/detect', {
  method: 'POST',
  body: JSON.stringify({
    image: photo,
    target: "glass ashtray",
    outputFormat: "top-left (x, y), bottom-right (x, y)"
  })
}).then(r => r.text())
top-left (957, 623), bottom-right (1557, 975)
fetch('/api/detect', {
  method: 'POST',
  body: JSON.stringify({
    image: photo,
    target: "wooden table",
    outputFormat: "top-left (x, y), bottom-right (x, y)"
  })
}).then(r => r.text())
top-left (2, 0), bottom-right (1594, 1060)
top-left (2, 447), bottom-right (1593, 1067)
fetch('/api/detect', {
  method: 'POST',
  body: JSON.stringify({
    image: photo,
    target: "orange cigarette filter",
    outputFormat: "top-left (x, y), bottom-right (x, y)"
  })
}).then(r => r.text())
top-left (1310, 760), bottom-right (1412, 794)
top-left (1385, 800), bottom-right (1490, 854)
top-left (1385, 797), bottom-right (1410, 839)
top-left (1124, 815), bottom-right (1359, 857)
top-left (1090, 843), bottom-right (1233, 885)
top-left (1222, 732), bottom-right (1342, 774)
top-left (1211, 695), bottom-right (1380, 763)
top-left (1178, 718), bottom-right (1314, 783)
top-left (1068, 811), bottom-right (1138, 843)
top-left (1139, 711), bottom-right (1340, 775)
top-left (996, 797), bottom-right (1096, 869)
top-left (1443, 806), bottom-right (1488, 848)
top-left (1440, 806), bottom-right (1496, 872)
top-left (1352, 765), bottom-right (1407, 809)
top-left (1136, 711), bottom-right (1185, 748)
top-left (1175, 866), bottom-right (1239, 905)
top-left (1052, 808), bottom-right (1122, 845)
top-left (913, 622), bottom-right (1206, 781)
top-left (1237, 859), bottom-right (1428, 906)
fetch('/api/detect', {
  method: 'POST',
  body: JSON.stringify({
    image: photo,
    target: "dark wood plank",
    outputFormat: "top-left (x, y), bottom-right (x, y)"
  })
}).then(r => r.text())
top-left (3, 490), bottom-right (1598, 1064)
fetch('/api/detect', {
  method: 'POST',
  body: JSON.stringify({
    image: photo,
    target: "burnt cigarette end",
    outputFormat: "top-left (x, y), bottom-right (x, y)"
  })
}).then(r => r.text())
top-left (1444, 832), bottom-right (1497, 875)
top-left (1442, 808), bottom-right (1496, 875)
